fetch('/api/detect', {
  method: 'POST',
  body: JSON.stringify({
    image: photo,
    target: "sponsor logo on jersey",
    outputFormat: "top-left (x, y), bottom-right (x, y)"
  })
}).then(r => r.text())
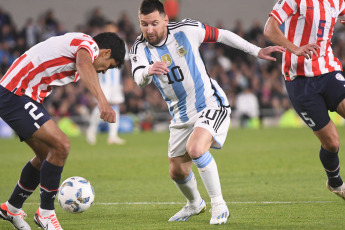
top-left (335, 73), bottom-right (345, 81)
top-left (161, 54), bottom-right (172, 66)
top-left (177, 45), bottom-right (186, 57)
top-left (330, 7), bottom-right (337, 18)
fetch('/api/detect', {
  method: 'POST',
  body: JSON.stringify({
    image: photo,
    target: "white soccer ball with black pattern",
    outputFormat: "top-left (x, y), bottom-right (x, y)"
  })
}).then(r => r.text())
top-left (57, 176), bottom-right (95, 213)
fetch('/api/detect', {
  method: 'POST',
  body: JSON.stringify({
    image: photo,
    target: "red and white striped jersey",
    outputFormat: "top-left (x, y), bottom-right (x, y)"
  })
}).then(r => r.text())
top-left (270, 0), bottom-right (345, 80)
top-left (0, 32), bottom-right (99, 103)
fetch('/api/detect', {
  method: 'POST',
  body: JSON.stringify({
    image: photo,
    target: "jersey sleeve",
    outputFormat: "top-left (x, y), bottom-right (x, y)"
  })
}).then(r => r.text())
top-left (129, 36), bottom-right (152, 86)
top-left (269, 0), bottom-right (298, 25)
top-left (70, 34), bottom-right (99, 63)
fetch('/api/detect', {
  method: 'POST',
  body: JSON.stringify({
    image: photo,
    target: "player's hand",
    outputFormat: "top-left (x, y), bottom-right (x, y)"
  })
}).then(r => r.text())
top-left (294, 44), bottom-right (320, 59)
top-left (258, 46), bottom-right (286, 61)
top-left (98, 101), bottom-right (116, 123)
top-left (148, 61), bottom-right (170, 75)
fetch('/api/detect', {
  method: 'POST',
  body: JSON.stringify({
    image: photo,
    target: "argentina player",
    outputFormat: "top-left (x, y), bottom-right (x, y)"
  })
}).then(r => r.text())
top-left (130, 0), bottom-right (285, 225)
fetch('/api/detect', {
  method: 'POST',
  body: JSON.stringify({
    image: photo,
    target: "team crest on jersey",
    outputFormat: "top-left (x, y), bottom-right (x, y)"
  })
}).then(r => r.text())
top-left (335, 73), bottom-right (345, 81)
top-left (277, 0), bottom-right (283, 4)
top-left (94, 46), bottom-right (98, 52)
top-left (177, 45), bottom-right (187, 57)
top-left (330, 7), bottom-right (337, 18)
top-left (132, 56), bottom-right (139, 63)
top-left (161, 54), bottom-right (172, 66)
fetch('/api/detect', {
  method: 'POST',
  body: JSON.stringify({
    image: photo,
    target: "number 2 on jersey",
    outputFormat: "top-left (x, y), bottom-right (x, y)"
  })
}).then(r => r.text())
top-left (24, 102), bottom-right (44, 129)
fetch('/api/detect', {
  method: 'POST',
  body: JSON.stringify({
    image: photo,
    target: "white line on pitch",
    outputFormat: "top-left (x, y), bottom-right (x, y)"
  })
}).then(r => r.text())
top-left (94, 201), bottom-right (335, 205)
top-left (25, 201), bottom-right (335, 206)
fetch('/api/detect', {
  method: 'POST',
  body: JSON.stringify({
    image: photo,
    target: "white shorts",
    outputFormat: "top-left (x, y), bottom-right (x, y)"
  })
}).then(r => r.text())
top-left (168, 105), bottom-right (231, 158)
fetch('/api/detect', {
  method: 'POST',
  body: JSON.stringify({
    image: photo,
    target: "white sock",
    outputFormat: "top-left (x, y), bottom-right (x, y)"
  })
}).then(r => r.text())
top-left (39, 207), bottom-right (55, 217)
top-left (6, 201), bottom-right (20, 214)
top-left (88, 107), bottom-right (101, 134)
top-left (173, 170), bottom-right (202, 206)
top-left (193, 152), bottom-right (224, 205)
top-left (108, 105), bottom-right (119, 139)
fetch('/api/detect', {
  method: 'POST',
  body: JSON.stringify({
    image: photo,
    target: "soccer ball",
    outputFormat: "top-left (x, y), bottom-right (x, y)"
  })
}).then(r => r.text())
top-left (57, 176), bottom-right (95, 213)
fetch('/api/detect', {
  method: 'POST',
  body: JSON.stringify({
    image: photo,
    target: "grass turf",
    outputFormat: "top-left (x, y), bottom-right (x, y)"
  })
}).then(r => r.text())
top-left (1, 127), bottom-right (345, 229)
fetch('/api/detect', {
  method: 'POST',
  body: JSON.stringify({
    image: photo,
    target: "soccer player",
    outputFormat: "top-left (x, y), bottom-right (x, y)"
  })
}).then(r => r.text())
top-left (87, 22), bottom-right (128, 145)
top-left (130, 0), bottom-right (285, 225)
top-left (264, 0), bottom-right (345, 199)
top-left (0, 32), bottom-right (125, 230)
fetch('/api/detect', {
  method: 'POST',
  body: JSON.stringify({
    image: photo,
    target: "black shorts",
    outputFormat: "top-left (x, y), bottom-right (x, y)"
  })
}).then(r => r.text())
top-left (0, 86), bottom-right (51, 141)
top-left (285, 71), bottom-right (345, 131)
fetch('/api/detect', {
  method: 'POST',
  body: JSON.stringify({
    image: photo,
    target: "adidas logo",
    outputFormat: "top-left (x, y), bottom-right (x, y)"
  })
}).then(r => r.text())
top-left (202, 120), bottom-right (209, 125)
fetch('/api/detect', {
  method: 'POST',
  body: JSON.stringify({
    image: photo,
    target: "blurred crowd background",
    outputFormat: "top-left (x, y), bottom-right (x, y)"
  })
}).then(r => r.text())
top-left (1, 2), bottom-right (345, 132)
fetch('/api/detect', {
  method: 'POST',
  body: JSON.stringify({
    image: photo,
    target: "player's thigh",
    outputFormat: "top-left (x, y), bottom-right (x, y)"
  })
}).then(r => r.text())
top-left (31, 119), bottom-right (70, 152)
top-left (193, 106), bottom-right (231, 150)
top-left (186, 127), bottom-right (213, 158)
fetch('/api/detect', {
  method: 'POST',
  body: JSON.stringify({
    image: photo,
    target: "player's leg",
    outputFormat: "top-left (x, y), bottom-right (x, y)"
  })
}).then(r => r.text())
top-left (87, 106), bottom-right (100, 145)
top-left (4, 143), bottom-right (47, 212)
top-left (186, 127), bottom-right (229, 225)
top-left (286, 73), bottom-right (345, 199)
top-left (108, 105), bottom-right (125, 145)
top-left (28, 119), bottom-right (68, 229)
top-left (168, 126), bottom-right (205, 222)
top-left (0, 156), bottom-right (41, 230)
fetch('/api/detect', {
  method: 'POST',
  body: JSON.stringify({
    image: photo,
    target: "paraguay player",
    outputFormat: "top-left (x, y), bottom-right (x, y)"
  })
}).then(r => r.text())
top-left (265, 0), bottom-right (345, 199)
top-left (0, 32), bottom-right (125, 230)
top-left (130, 0), bottom-right (285, 225)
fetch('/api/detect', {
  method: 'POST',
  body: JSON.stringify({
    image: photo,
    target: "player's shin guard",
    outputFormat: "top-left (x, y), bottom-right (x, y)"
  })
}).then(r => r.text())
top-left (319, 146), bottom-right (343, 188)
top-left (8, 161), bottom-right (40, 209)
top-left (173, 170), bottom-right (202, 205)
top-left (192, 151), bottom-right (224, 204)
top-left (40, 161), bottom-right (63, 210)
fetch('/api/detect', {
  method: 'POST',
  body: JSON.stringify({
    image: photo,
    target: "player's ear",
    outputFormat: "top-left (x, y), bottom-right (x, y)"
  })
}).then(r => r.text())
top-left (100, 49), bottom-right (111, 58)
top-left (164, 14), bottom-right (169, 24)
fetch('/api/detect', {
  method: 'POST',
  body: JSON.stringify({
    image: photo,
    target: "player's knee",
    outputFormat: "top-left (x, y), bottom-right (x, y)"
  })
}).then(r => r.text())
top-left (186, 145), bottom-right (204, 159)
top-left (323, 139), bottom-right (339, 153)
top-left (53, 137), bottom-right (70, 160)
top-left (169, 167), bottom-right (189, 181)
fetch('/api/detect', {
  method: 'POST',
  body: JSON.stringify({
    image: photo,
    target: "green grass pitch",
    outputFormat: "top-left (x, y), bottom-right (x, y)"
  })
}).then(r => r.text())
top-left (1, 127), bottom-right (345, 229)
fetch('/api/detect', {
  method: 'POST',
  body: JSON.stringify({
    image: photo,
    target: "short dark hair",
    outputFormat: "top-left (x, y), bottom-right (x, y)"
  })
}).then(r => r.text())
top-left (93, 32), bottom-right (125, 68)
top-left (139, 0), bottom-right (165, 15)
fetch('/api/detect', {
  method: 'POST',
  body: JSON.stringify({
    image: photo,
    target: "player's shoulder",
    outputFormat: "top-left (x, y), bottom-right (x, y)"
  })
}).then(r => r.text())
top-left (167, 18), bottom-right (202, 31)
top-left (130, 33), bottom-right (147, 55)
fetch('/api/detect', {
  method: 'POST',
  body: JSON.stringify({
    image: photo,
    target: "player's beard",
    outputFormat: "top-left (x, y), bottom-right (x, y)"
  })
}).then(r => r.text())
top-left (146, 30), bottom-right (166, 46)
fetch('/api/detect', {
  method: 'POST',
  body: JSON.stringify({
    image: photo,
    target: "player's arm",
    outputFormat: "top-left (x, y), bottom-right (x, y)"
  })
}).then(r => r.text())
top-left (129, 50), bottom-right (169, 87)
top-left (76, 48), bottom-right (116, 123)
top-left (264, 16), bottom-right (319, 59)
top-left (204, 24), bottom-right (285, 61)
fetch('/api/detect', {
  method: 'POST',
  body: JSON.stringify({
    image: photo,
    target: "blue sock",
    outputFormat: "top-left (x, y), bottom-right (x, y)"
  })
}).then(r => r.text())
top-left (319, 146), bottom-right (343, 187)
top-left (40, 161), bottom-right (63, 210)
top-left (192, 151), bottom-right (213, 169)
top-left (8, 161), bottom-right (40, 209)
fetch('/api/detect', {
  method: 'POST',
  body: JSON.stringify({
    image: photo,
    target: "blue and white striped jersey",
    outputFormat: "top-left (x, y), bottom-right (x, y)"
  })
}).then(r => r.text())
top-left (130, 19), bottom-right (229, 124)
